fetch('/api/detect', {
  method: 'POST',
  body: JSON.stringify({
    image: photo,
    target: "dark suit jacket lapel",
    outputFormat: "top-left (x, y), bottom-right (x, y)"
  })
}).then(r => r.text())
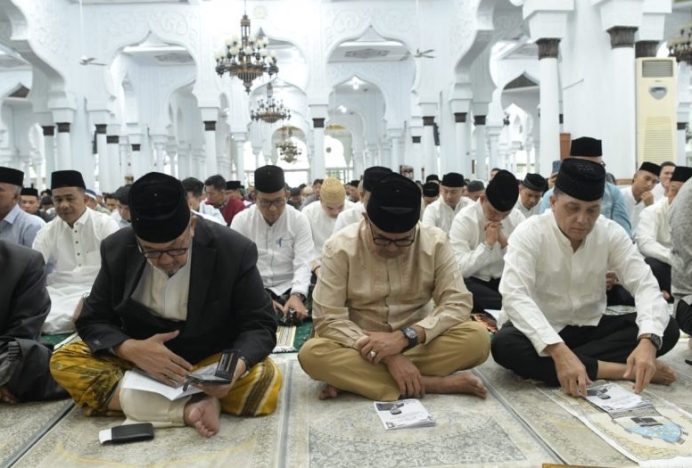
top-left (122, 244), bottom-right (146, 305)
top-left (184, 222), bottom-right (216, 333)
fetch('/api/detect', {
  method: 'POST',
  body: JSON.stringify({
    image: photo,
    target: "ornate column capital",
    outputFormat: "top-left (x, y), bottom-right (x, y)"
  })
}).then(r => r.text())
top-left (474, 115), bottom-right (487, 126)
top-left (56, 122), bottom-right (70, 133)
top-left (422, 116), bottom-right (435, 126)
top-left (95, 124), bottom-right (108, 134)
top-left (107, 135), bottom-right (120, 144)
top-left (635, 40), bottom-right (659, 58)
top-left (607, 26), bottom-right (637, 49)
top-left (454, 112), bottom-right (467, 123)
top-left (313, 118), bottom-right (326, 129)
top-left (203, 121), bottom-right (216, 132)
top-left (537, 38), bottom-right (561, 59)
top-left (131, 143), bottom-right (141, 151)
top-left (42, 125), bottom-right (55, 136)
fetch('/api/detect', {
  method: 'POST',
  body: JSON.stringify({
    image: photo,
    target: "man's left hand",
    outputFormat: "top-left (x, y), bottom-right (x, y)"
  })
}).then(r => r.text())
top-left (193, 357), bottom-right (247, 399)
top-left (641, 191), bottom-right (655, 207)
top-left (623, 339), bottom-right (657, 393)
top-left (358, 331), bottom-right (407, 364)
top-left (284, 294), bottom-right (308, 320)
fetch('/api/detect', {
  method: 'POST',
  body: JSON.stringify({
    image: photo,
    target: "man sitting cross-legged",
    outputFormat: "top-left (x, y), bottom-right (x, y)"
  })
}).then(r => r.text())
top-left (50, 172), bottom-right (281, 438)
top-left (492, 159), bottom-right (679, 397)
top-left (299, 173), bottom-right (490, 401)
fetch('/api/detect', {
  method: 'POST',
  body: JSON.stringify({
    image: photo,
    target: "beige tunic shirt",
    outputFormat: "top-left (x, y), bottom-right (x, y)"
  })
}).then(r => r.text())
top-left (131, 251), bottom-right (193, 322)
top-left (312, 220), bottom-right (472, 349)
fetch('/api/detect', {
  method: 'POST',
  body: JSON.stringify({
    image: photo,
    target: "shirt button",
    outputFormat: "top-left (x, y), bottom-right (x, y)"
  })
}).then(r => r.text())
top-left (77, 253), bottom-right (80, 256)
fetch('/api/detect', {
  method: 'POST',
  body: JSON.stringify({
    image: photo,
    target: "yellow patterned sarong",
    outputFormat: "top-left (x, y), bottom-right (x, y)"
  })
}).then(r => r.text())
top-left (50, 341), bottom-right (282, 417)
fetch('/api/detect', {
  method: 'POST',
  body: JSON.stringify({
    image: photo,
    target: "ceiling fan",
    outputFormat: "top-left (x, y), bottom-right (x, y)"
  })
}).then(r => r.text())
top-left (414, 48), bottom-right (435, 59)
top-left (77, 0), bottom-right (107, 67)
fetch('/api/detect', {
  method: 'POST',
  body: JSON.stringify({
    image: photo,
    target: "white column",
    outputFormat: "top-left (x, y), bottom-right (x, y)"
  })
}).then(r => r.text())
top-left (312, 118), bottom-right (326, 180)
top-left (453, 113), bottom-right (470, 176)
top-left (120, 137), bottom-right (131, 182)
top-left (677, 123), bottom-right (688, 165)
top-left (474, 115), bottom-right (488, 180)
top-left (389, 135), bottom-right (401, 172)
top-left (233, 132), bottom-right (247, 183)
top-left (487, 126), bottom-right (502, 177)
top-left (131, 144), bottom-right (143, 179)
top-left (537, 39), bottom-right (561, 177)
top-left (95, 124), bottom-right (108, 190)
top-left (152, 137), bottom-right (167, 173)
top-left (608, 26), bottom-right (638, 177)
top-left (422, 116), bottom-right (437, 177)
top-left (203, 120), bottom-right (217, 176)
top-left (106, 135), bottom-right (121, 191)
top-left (677, 61), bottom-right (691, 165)
top-left (411, 136), bottom-right (423, 180)
top-left (55, 122), bottom-right (72, 169)
top-left (42, 125), bottom-right (56, 181)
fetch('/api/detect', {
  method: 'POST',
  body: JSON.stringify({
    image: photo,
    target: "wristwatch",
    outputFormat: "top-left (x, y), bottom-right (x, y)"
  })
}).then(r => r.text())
top-left (639, 333), bottom-right (662, 351)
top-left (291, 292), bottom-right (306, 303)
top-left (401, 327), bottom-right (418, 351)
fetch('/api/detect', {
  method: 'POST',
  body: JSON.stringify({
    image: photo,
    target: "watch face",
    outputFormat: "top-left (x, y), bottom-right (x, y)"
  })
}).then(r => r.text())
top-left (404, 327), bottom-right (417, 340)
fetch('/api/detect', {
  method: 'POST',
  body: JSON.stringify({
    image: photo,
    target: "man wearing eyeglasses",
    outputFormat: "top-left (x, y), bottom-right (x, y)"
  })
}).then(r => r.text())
top-left (50, 172), bottom-right (281, 438)
top-left (299, 173), bottom-right (490, 401)
top-left (231, 165), bottom-right (315, 321)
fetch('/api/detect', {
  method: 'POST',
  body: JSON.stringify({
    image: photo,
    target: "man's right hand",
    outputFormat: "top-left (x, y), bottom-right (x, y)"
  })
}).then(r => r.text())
top-left (484, 223), bottom-right (499, 246)
top-left (546, 342), bottom-right (591, 397)
top-left (383, 354), bottom-right (424, 398)
top-left (115, 331), bottom-right (192, 387)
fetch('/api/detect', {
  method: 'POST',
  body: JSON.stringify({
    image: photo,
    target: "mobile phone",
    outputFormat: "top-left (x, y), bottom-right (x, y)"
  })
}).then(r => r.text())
top-left (99, 423), bottom-right (154, 444)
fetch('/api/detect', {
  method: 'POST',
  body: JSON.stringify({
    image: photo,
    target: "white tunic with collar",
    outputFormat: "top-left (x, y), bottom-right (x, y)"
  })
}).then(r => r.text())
top-left (302, 200), bottom-right (353, 260)
top-left (421, 197), bottom-right (471, 235)
top-left (32, 208), bottom-right (119, 333)
top-left (635, 197), bottom-right (672, 265)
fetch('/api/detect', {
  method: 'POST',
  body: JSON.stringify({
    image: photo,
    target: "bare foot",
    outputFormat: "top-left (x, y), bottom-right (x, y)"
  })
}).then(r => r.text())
top-left (184, 396), bottom-right (221, 438)
top-left (318, 384), bottom-right (340, 400)
top-left (423, 372), bottom-right (487, 399)
top-left (651, 362), bottom-right (676, 386)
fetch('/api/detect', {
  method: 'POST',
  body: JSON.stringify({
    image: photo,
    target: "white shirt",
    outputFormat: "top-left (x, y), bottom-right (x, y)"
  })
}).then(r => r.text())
top-left (514, 199), bottom-right (539, 218)
top-left (131, 251), bottom-right (192, 322)
top-left (197, 202), bottom-right (226, 225)
top-left (302, 199), bottom-right (353, 259)
top-left (231, 205), bottom-right (314, 296)
top-left (33, 207), bottom-right (119, 278)
top-left (334, 202), bottom-right (365, 233)
top-left (635, 197), bottom-right (672, 265)
top-left (421, 197), bottom-right (472, 235)
top-left (620, 186), bottom-right (647, 234)
top-left (110, 210), bottom-right (130, 229)
top-left (652, 183), bottom-right (665, 202)
top-left (449, 200), bottom-right (525, 281)
top-left (500, 212), bottom-right (670, 355)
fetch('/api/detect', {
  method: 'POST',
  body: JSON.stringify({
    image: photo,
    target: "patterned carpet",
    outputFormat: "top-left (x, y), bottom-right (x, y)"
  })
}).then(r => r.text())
top-left (4, 339), bottom-right (692, 467)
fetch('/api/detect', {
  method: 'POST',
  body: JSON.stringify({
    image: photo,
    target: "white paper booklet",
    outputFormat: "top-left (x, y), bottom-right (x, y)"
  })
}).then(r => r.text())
top-left (585, 382), bottom-right (652, 415)
top-left (373, 399), bottom-right (435, 430)
top-left (120, 365), bottom-right (216, 401)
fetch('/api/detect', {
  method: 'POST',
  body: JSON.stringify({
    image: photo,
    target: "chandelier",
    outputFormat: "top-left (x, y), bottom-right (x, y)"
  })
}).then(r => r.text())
top-left (250, 82), bottom-right (291, 123)
top-left (276, 128), bottom-right (301, 164)
top-left (669, 23), bottom-right (692, 63)
top-left (215, 3), bottom-right (279, 93)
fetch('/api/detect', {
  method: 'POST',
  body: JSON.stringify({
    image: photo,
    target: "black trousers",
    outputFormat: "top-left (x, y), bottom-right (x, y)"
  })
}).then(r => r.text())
top-left (491, 313), bottom-right (679, 387)
top-left (645, 257), bottom-right (672, 297)
top-left (464, 277), bottom-right (502, 312)
top-left (606, 284), bottom-right (635, 306)
top-left (676, 300), bottom-right (692, 335)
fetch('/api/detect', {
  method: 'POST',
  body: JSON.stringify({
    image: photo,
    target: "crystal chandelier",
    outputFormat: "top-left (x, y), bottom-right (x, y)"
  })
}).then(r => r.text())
top-left (250, 82), bottom-right (291, 124)
top-left (215, 2), bottom-right (278, 93)
top-left (669, 23), bottom-right (692, 64)
top-left (276, 127), bottom-right (301, 164)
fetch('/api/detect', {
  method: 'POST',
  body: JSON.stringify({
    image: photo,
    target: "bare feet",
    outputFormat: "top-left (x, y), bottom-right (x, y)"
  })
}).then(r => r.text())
top-left (423, 372), bottom-right (487, 399)
top-left (318, 384), bottom-right (340, 400)
top-left (0, 387), bottom-right (18, 404)
top-left (184, 396), bottom-right (221, 438)
top-left (651, 362), bottom-right (676, 386)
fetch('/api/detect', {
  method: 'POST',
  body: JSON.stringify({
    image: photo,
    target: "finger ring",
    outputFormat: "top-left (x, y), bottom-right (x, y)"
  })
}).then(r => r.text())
top-left (369, 351), bottom-right (376, 359)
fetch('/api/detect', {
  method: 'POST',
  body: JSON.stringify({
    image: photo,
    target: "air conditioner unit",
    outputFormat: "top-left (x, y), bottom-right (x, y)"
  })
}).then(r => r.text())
top-left (636, 57), bottom-right (677, 166)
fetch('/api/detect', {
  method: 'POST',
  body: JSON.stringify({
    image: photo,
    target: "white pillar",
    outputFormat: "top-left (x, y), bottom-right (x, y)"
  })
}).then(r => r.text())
top-left (411, 136), bottom-right (423, 180)
top-left (677, 123), bottom-right (688, 165)
top-left (537, 39), bottom-right (561, 177)
top-left (106, 135), bottom-right (121, 191)
top-left (233, 133), bottom-right (247, 184)
top-left (95, 124), bottom-right (108, 190)
top-left (42, 125), bottom-right (56, 181)
top-left (487, 126), bottom-right (502, 178)
top-left (474, 115), bottom-right (488, 180)
top-left (422, 116), bottom-right (437, 177)
top-left (389, 135), bottom-right (401, 172)
top-left (608, 26), bottom-right (637, 178)
top-left (131, 143), bottom-right (143, 179)
top-left (120, 138), bottom-right (131, 181)
top-left (454, 113), bottom-right (470, 175)
top-left (152, 138), bottom-right (167, 173)
top-left (677, 61), bottom-right (691, 165)
top-left (55, 122), bottom-right (72, 169)
top-left (203, 120), bottom-right (217, 177)
top-left (312, 118), bottom-right (326, 180)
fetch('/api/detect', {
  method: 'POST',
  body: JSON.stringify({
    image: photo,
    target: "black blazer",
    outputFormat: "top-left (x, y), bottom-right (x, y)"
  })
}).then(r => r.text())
top-left (76, 219), bottom-right (276, 366)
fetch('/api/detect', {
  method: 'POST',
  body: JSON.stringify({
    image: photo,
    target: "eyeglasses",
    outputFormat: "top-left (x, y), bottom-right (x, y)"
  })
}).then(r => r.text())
top-left (137, 242), bottom-right (190, 259)
top-left (368, 222), bottom-right (416, 247)
top-left (257, 197), bottom-right (286, 208)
